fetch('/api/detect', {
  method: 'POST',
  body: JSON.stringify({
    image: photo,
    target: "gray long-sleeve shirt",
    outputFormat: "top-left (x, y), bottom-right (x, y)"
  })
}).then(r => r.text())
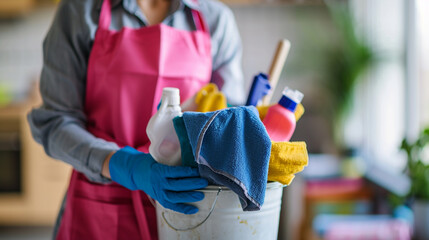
top-left (28, 0), bottom-right (244, 183)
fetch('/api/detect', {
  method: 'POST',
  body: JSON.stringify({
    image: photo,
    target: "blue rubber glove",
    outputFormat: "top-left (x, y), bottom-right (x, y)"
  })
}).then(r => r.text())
top-left (109, 146), bottom-right (208, 214)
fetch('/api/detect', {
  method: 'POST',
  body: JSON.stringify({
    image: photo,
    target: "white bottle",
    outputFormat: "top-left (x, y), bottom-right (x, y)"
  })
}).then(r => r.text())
top-left (146, 88), bottom-right (182, 166)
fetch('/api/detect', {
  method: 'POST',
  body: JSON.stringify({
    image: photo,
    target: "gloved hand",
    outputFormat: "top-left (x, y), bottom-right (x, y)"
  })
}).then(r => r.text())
top-left (109, 146), bottom-right (208, 214)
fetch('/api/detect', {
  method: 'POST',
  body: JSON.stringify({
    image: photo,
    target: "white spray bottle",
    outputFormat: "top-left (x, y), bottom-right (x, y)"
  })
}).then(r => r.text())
top-left (146, 88), bottom-right (182, 166)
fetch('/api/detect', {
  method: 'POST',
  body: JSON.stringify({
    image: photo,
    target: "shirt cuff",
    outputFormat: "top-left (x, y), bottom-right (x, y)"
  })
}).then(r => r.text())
top-left (87, 141), bottom-right (120, 183)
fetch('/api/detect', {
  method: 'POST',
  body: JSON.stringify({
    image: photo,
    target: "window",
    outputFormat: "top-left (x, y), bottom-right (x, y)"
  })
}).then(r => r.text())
top-left (346, 0), bottom-right (407, 173)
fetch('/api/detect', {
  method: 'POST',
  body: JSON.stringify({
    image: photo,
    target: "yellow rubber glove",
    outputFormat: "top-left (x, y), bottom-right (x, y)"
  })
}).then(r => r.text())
top-left (195, 83), bottom-right (227, 112)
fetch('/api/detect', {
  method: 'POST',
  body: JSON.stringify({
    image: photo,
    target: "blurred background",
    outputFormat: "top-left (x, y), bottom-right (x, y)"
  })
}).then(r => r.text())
top-left (0, 0), bottom-right (428, 239)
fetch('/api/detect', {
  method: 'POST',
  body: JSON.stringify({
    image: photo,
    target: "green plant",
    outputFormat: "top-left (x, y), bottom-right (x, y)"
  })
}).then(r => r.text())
top-left (325, 3), bottom-right (374, 121)
top-left (401, 128), bottom-right (429, 200)
top-left (290, 2), bottom-right (375, 151)
top-left (0, 83), bottom-right (12, 106)
top-left (297, 1), bottom-right (375, 149)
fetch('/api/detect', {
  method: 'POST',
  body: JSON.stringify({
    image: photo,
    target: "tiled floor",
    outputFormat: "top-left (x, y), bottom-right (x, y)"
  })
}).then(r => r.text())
top-left (0, 226), bottom-right (53, 240)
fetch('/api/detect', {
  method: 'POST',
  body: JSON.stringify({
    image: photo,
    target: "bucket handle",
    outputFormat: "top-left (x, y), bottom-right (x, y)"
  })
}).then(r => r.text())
top-left (162, 187), bottom-right (222, 231)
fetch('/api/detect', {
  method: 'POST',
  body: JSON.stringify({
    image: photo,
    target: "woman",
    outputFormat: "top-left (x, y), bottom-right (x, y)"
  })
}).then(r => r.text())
top-left (28, 0), bottom-right (244, 238)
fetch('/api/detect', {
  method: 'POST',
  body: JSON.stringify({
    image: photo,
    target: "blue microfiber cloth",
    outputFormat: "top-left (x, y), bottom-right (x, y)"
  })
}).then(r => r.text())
top-left (173, 116), bottom-right (197, 167)
top-left (182, 106), bottom-right (272, 211)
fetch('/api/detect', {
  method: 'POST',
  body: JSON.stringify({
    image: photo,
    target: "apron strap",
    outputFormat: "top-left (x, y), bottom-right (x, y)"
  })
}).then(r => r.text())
top-left (191, 9), bottom-right (209, 33)
top-left (99, 0), bottom-right (112, 30)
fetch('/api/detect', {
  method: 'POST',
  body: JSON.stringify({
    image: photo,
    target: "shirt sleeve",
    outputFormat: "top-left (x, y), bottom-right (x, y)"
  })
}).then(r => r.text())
top-left (27, 0), bottom-right (119, 183)
top-left (209, 5), bottom-right (246, 106)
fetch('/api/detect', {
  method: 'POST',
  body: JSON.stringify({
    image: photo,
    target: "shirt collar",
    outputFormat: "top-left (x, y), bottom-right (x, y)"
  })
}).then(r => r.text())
top-left (96, 0), bottom-right (122, 10)
top-left (181, 0), bottom-right (200, 10)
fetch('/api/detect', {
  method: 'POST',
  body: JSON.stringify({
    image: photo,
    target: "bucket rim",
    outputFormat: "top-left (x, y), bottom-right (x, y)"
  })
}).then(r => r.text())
top-left (198, 181), bottom-right (284, 192)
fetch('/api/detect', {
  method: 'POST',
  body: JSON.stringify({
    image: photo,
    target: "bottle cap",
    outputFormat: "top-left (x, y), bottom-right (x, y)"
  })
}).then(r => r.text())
top-left (162, 88), bottom-right (180, 106)
top-left (278, 87), bottom-right (304, 112)
top-left (283, 87), bottom-right (304, 103)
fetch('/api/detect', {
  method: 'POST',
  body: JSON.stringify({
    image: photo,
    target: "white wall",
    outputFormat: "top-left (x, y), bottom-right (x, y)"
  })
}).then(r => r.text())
top-left (0, 6), bottom-right (55, 101)
top-left (417, 0), bottom-right (429, 128)
top-left (231, 4), bottom-right (335, 100)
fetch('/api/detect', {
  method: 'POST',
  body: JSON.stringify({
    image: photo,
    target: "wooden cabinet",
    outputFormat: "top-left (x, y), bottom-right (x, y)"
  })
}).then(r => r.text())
top-left (299, 178), bottom-right (374, 240)
top-left (0, 86), bottom-right (71, 226)
top-left (0, 0), bottom-right (35, 18)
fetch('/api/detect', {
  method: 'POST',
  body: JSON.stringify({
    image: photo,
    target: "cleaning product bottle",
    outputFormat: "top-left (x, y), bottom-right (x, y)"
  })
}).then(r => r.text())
top-left (146, 88), bottom-right (182, 166)
top-left (263, 87), bottom-right (304, 142)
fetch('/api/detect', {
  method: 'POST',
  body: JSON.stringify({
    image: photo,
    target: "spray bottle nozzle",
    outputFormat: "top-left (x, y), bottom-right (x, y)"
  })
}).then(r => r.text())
top-left (246, 73), bottom-right (271, 106)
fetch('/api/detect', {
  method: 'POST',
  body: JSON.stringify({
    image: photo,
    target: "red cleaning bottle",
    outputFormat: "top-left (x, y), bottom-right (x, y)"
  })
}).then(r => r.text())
top-left (263, 87), bottom-right (304, 142)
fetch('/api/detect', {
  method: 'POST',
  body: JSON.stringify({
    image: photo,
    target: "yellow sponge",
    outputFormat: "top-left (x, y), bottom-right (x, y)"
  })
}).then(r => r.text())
top-left (268, 141), bottom-right (308, 185)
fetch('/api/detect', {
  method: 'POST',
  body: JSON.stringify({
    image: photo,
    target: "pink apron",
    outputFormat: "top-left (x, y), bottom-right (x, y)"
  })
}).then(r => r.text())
top-left (56, 0), bottom-right (212, 238)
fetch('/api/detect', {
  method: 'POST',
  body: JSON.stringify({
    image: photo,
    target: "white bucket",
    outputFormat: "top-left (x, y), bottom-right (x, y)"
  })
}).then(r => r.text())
top-left (156, 182), bottom-right (284, 240)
